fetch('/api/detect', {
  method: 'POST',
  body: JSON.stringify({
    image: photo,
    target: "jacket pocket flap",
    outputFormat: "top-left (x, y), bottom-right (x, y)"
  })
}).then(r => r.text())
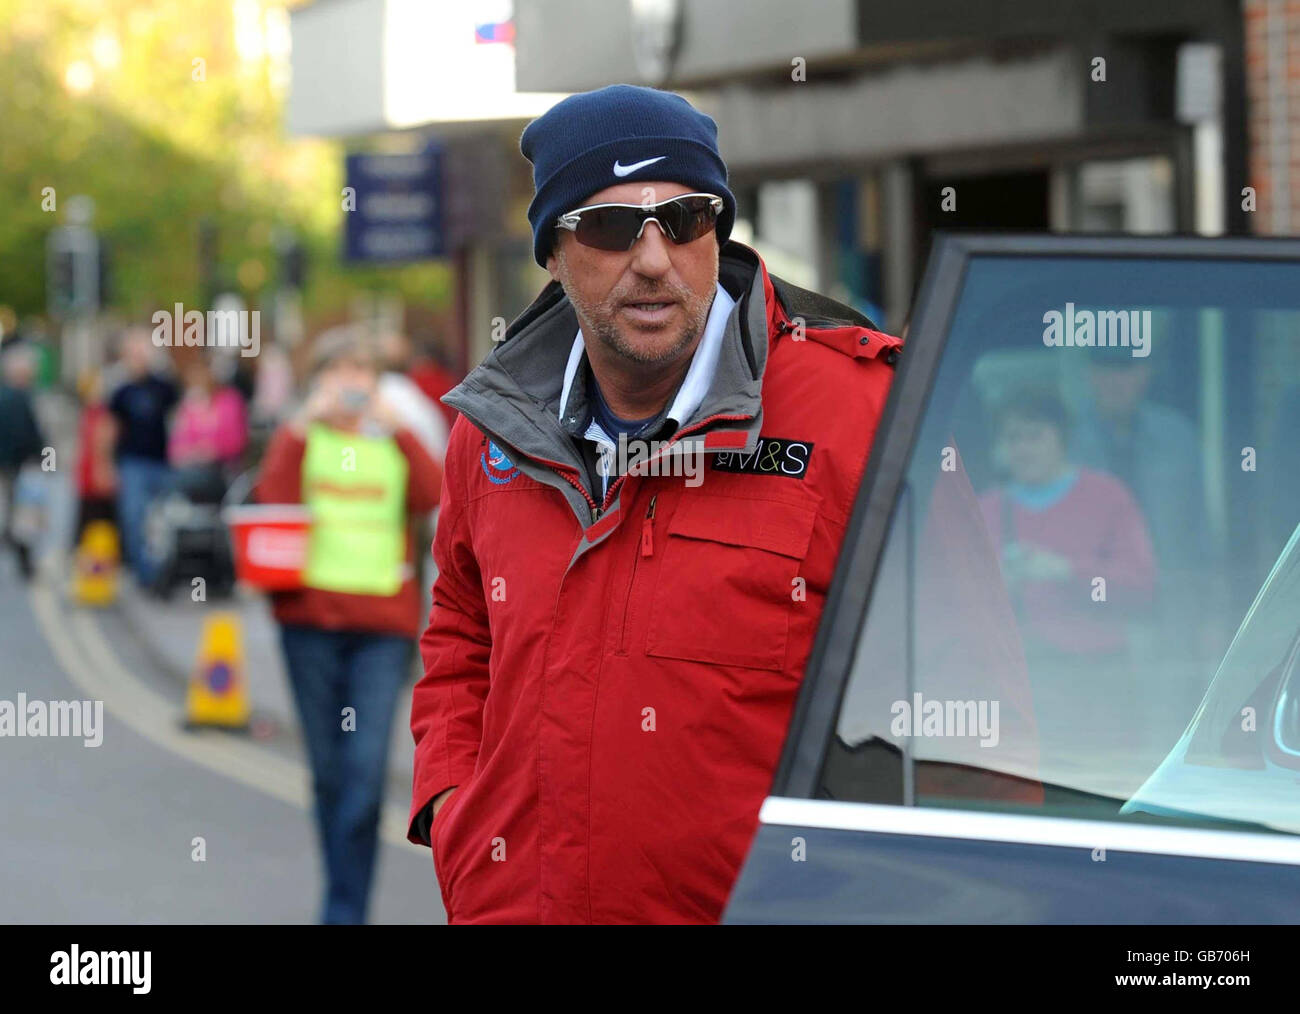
top-left (667, 495), bottom-right (817, 559)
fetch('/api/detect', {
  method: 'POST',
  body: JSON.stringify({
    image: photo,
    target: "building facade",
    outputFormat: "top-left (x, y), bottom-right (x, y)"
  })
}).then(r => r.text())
top-left (515, 0), bottom-right (1294, 330)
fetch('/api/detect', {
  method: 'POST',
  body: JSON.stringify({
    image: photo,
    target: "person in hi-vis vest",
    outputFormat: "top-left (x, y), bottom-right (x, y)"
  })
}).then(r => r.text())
top-left (256, 325), bottom-right (442, 924)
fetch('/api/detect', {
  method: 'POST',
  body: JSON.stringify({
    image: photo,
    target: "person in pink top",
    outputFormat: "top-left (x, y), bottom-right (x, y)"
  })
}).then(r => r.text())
top-left (169, 355), bottom-right (248, 471)
top-left (978, 390), bottom-right (1156, 658)
top-left (977, 388), bottom-right (1158, 789)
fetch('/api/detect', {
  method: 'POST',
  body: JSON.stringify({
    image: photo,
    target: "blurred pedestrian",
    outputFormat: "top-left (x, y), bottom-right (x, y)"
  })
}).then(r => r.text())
top-left (250, 337), bottom-right (294, 430)
top-left (0, 342), bottom-right (47, 579)
top-left (74, 370), bottom-right (118, 540)
top-left (408, 340), bottom-right (461, 432)
top-left (978, 388), bottom-right (1157, 784)
top-left (376, 332), bottom-right (446, 627)
top-left (1072, 342), bottom-right (1221, 696)
top-left (108, 329), bottom-right (179, 585)
top-left (255, 325), bottom-right (442, 925)
top-left (168, 354), bottom-right (247, 502)
top-left (978, 388), bottom-right (1156, 655)
top-left (377, 331), bottom-right (448, 464)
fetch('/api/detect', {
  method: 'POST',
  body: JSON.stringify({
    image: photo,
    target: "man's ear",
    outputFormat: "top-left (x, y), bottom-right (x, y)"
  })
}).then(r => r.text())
top-left (545, 248), bottom-right (561, 282)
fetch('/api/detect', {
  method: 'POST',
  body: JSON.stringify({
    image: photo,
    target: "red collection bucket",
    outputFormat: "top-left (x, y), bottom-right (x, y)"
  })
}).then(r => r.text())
top-left (223, 505), bottom-right (312, 591)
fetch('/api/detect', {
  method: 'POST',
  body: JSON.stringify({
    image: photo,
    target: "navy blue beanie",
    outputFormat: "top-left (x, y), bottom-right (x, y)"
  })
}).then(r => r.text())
top-left (520, 84), bottom-right (736, 267)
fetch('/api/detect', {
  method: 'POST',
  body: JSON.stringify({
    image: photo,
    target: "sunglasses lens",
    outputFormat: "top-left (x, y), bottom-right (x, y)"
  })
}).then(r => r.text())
top-left (572, 206), bottom-right (644, 251)
top-left (567, 196), bottom-right (721, 251)
top-left (658, 196), bottom-right (720, 244)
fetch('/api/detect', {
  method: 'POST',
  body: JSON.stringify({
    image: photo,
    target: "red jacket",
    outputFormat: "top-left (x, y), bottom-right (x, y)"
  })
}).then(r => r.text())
top-left (409, 242), bottom-right (901, 923)
top-left (77, 403), bottom-right (116, 497)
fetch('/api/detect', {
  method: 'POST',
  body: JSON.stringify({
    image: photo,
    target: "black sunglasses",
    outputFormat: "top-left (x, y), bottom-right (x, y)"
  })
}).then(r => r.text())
top-left (554, 193), bottom-right (724, 252)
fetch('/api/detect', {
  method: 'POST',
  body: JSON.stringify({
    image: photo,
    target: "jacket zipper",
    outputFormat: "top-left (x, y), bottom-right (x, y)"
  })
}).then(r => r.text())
top-left (618, 494), bottom-right (656, 654)
top-left (609, 410), bottom-right (754, 652)
top-left (509, 448), bottom-right (600, 521)
top-left (640, 494), bottom-right (657, 557)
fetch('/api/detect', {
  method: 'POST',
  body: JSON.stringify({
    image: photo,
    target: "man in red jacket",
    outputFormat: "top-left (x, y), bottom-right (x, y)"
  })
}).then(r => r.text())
top-left (409, 84), bottom-right (901, 923)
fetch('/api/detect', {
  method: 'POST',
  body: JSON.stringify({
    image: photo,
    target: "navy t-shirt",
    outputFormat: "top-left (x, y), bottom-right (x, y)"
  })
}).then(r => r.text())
top-left (109, 375), bottom-right (179, 462)
top-left (590, 380), bottom-right (658, 444)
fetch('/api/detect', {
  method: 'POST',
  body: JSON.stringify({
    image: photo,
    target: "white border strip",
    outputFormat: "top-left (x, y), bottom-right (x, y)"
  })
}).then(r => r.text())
top-left (760, 796), bottom-right (1300, 866)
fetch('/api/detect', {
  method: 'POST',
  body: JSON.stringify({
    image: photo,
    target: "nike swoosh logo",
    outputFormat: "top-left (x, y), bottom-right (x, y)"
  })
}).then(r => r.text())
top-left (612, 156), bottom-right (666, 177)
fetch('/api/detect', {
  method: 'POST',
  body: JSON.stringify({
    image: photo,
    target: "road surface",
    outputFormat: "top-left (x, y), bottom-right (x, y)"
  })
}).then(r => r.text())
top-left (0, 553), bottom-right (444, 924)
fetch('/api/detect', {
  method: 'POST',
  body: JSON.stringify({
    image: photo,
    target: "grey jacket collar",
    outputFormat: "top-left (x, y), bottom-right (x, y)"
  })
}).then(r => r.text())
top-left (442, 241), bottom-right (771, 515)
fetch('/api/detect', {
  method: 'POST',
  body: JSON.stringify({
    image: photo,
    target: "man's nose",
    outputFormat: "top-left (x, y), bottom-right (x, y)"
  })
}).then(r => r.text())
top-left (629, 219), bottom-right (673, 276)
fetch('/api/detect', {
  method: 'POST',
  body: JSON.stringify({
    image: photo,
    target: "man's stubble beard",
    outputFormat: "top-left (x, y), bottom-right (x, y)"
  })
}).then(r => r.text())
top-left (558, 253), bottom-right (716, 368)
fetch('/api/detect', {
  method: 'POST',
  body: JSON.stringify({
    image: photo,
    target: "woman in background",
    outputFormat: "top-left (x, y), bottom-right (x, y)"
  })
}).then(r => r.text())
top-left (254, 326), bottom-right (441, 924)
top-left (168, 354), bottom-right (247, 502)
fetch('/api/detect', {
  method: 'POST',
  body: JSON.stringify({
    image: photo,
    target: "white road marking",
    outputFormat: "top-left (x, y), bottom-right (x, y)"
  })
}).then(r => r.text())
top-left (29, 583), bottom-right (413, 848)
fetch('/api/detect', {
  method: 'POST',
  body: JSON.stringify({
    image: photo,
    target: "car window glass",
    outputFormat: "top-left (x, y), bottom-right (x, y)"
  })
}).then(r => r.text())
top-left (827, 254), bottom-right (1300, 834)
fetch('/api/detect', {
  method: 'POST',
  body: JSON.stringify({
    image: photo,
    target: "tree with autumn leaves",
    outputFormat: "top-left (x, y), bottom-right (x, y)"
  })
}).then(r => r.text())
top-left (0, 0), bottom-right (450, 334)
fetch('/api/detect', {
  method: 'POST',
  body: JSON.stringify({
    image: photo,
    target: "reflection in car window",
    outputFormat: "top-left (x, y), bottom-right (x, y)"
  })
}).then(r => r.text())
top-left (828, 255), bottom-right (1300, 834)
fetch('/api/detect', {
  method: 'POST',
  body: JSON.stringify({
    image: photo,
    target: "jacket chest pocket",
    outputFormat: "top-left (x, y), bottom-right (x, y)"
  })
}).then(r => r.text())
top-left (644, 495), bottom-right (819, 671)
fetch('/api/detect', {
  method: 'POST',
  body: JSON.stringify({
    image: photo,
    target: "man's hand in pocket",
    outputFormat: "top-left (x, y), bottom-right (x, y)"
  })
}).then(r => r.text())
top-left (432, 786), bottom-right (457, 817)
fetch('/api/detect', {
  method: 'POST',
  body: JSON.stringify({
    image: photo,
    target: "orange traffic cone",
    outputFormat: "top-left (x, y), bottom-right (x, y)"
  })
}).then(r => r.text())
top-left (73, 520), bottom-right (120, 606)
top-left (184, 613), bottom-right (251, 730)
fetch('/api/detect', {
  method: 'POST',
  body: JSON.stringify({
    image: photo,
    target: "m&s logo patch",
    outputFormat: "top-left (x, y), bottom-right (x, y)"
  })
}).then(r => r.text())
top-left (712, 437), bottom-right (813, 479)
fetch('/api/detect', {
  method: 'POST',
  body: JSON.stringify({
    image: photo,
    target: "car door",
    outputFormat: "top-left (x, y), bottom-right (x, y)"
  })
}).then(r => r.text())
top-left (725, 234), bottom-right (1300, 923)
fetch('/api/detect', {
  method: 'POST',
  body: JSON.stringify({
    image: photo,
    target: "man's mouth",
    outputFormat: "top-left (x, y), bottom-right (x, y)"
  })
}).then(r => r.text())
top-left (620, 299), bottom-right (678, 324)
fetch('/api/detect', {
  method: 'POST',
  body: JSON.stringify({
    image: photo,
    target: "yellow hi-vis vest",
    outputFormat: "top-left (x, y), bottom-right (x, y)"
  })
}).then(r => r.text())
top-left (300, 423), bottom-right (407, 596)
